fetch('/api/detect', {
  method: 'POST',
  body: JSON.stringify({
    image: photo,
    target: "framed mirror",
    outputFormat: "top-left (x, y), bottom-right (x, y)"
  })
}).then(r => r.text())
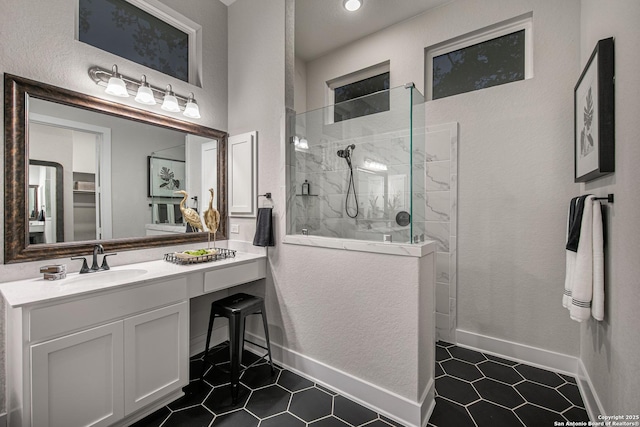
top-left (4, 74), bottom-right (228, 263)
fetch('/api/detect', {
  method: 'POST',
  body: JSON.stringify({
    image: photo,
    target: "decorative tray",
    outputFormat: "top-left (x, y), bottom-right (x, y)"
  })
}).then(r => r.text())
top-left (163, 248), bottom-right (236, 265)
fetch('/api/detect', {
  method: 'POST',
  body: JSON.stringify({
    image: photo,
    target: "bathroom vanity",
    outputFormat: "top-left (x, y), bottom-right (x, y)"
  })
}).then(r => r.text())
top-left (0, 252), bottom-right (266, 427)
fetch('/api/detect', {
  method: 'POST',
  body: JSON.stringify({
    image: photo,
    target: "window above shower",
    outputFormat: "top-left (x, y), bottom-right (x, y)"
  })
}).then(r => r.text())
top-left (326, 62), bottom-right (390, 124)
top-left (425, 13), bottom-right (533, 100)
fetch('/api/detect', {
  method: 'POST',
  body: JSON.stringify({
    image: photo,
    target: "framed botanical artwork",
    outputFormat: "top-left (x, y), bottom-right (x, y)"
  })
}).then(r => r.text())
top-left (148, 156), bottom-right (186, 198)
top-left (574, 37), bottom-right (615, 182)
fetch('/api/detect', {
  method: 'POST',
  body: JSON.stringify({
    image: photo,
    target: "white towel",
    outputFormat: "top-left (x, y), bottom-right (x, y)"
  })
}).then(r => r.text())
top-left (563, 196), bottom-right (605, 321)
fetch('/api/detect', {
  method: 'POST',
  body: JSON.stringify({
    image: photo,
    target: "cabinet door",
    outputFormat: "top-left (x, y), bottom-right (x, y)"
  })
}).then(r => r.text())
top-left (31, 321), bottom-right (124, 427)
top-left (123, 301), bottom-right (189, 415)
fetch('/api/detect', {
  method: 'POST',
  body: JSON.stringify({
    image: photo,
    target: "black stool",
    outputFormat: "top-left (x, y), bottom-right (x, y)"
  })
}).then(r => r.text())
top-left (201, 292), bottom-right (275, 403)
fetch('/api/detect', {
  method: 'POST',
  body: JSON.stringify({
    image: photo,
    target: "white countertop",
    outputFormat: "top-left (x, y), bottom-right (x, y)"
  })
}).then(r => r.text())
top-left (0, 251), bottom-right (266, 308)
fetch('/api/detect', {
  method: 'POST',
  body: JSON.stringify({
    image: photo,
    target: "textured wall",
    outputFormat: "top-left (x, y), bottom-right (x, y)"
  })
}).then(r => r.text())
top-left (579, 0), bottom-right (640, 416)
top-left (0, 0), bottom-right (228, 414)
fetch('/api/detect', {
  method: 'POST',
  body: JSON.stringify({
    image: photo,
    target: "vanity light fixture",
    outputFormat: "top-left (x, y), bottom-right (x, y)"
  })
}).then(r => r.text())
top-left (183, 93), bottom-right (201, 118)
top-left (161, 85), bottom-right (181, 112)
top-left (88, 64), bottom-right (202, 119)
top-left (343, 0), bottom-right (363, 12)
top-left (104, 65), bottom-right (129, 97)
top-left (134, 75), bottom-right (156, 105)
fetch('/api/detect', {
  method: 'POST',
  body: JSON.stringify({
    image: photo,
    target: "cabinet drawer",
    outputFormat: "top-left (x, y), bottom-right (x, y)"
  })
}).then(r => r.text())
top-left (30, 277), bottom-right (187, 342)
top-left (204, 260), bottom-right (266, 293)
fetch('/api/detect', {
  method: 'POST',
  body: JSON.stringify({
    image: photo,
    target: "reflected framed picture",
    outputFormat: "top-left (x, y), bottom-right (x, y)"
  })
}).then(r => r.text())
top-left (574, 37), bottom-right (615, 183)
top-left (148, 156), bottom-right (186, 198)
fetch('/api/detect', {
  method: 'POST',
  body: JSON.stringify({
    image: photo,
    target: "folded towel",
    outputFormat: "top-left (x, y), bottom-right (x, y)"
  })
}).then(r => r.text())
top-left (563, 195), bottom-right (605, 321)
top-left (253, 207), bottom-right (275, 247)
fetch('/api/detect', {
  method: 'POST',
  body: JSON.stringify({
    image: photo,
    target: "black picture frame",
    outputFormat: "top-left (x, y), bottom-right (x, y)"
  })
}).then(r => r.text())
top-left (574, 37), bottom-right (615, 182)
top-left (147, 156), bottom-right (186, 198)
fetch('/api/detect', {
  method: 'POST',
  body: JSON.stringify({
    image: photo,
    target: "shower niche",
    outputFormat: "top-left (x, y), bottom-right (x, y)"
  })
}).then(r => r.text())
top-left (287, 84), bottom-right (426, 244)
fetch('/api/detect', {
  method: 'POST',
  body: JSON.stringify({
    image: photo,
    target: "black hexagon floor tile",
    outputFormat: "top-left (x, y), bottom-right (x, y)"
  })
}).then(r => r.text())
top-left (277, 370), bottom-right (314, 392)
top-left (308, 416), bottom-right (351, 426)
top-left (333, 395), bottom-right (378, 426)
top-left (240, 363), bottom-right (279, 389)
top-left (468, 400), bottom-right (525, 427)
top-left (515, 381), bottom-right (572, 413)
top-left (259, 412), bottom-right (306, 427)
top-left (441, 358), bottom-right (483, 382)
top-left (436, 375), bottom-right (480, 405)
top-left (245, 384), bottom-right (291, 419)
top-left (477, 360), bottom-right (525, 385)
top-left (429, 396), bottom-right (475, 427)
top-left (289, 387), bottom-right (333, 422)
top-left (168, 380), bottom-right (212, 411)
top-left (430, 344), bottom-right (589, 427)
top-left (210, 409), bottom-right (259, 427)
top-left (515, 364), bottom-right (565, 387)
top-left (448, 346), bottom-right (487, 364)
top-left (473, 378), bottom-right (525, 409)
top-left (163, 405), bottom-right (214, 427)
top-left (139, 345), bottom-right (591, 427)
top-left (203, 383), bottom-right (251, 415)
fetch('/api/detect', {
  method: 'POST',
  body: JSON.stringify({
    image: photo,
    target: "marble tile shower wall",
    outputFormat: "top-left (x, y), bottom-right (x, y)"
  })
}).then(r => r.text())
top-left (425, 123), bottom-right (458, 343)
top-left (293, 129), bottom-right (420, 243)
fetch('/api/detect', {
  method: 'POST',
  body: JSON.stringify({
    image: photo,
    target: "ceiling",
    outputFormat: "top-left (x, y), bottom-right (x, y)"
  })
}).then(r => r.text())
top-left (295, 0), bottom-right (451, 61)
top-left (220, 0), bottom-right (451, 62)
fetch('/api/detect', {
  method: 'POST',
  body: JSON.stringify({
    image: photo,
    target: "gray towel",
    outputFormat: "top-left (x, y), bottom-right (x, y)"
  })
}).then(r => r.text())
top-left (253, 208), bottom-right (275, 247)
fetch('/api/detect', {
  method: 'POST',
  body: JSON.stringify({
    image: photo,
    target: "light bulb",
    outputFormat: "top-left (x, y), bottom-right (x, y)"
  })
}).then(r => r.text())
top-left (134, 75), bottom-right (156, 105)
top-left (161, 85), bottom-right (181, 112)
top-left (343, 0), bottom-right (362, 12)
top-left (105, 65), bottom-right (129, 97)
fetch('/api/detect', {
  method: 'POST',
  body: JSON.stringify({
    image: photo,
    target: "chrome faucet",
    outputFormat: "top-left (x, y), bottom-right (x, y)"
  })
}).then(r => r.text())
top-left (71, 244), bottom-right (117, 274)
top-left (91, 244), bottom-right (104, 271)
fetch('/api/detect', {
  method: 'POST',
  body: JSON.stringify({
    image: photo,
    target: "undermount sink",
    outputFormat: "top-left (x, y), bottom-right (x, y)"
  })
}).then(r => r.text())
top-left (64, 268), bottom-right (148, 285)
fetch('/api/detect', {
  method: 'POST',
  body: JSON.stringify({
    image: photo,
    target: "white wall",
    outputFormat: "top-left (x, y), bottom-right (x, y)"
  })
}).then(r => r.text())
top-left (302, 0), bottom-right (582, 357)
top-left (0, 0), bottom-right (228, 414)
top-left (579, 0), bottom-right (640, 416)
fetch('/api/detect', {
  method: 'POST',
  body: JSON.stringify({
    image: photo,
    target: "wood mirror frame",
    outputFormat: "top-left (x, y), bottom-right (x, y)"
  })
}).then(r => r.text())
top-left (4, 73), bottom-right (228, 264)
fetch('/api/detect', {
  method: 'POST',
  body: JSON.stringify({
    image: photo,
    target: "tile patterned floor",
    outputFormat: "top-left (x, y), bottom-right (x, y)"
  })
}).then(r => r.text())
top-left (133, 341), bottom-right (592, 427)
top-left (131, 342), bottom-right (404, 427)
top-left (429, 341), bottom-right (591, 427)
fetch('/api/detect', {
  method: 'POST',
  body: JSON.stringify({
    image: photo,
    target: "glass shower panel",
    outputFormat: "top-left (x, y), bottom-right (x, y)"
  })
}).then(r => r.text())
top-left (288, 84), bottom-right (425, 243)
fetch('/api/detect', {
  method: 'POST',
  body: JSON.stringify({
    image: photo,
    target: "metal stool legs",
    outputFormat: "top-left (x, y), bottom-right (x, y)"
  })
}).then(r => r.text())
top-left (200, 294), bottom-right (275, 405)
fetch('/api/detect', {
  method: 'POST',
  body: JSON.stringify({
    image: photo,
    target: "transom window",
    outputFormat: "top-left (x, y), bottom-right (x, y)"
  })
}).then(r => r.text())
top-left (327, 62), bottom-right (390, 123)
top-left (78, 0), bottom-right (200, 84)
top-left (426, 14), bottom-right (533, 100)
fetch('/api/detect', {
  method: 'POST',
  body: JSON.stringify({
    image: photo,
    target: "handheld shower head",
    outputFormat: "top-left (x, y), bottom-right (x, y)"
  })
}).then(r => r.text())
top-left (337, 144), bottom-right (356, 159)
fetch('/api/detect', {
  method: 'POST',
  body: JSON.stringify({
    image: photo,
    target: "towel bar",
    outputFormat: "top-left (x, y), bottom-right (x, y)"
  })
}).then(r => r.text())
top-left (594, 194), bottom-right (614, 203)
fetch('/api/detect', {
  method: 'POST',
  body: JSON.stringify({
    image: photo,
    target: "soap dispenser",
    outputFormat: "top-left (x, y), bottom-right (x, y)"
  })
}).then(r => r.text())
top-left (301, 179), bottom-right (310, 195)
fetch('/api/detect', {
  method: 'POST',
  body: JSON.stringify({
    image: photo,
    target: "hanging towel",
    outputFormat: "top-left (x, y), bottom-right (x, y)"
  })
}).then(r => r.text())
top-left (253, 207), bottom-right (275, 247)
top-left (563, 195), bottom-right (605, 321)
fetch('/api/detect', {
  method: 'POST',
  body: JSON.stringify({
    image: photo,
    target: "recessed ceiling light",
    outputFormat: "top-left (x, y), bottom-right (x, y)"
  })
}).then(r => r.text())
top-left (343, 0), bottom-right (362, 12)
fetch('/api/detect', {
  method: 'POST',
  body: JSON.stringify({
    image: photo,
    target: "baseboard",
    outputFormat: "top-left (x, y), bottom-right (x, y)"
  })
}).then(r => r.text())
top-left (0, 412), bottom-right (6, 427)
top-left (577, 358), bottom-right (606, 421)
top-left (243, 331), bottom-right (433, 427)
top-left (190, 327), bottom-right (228, 357)
top-left (456, 329), bottom-right (579, 376)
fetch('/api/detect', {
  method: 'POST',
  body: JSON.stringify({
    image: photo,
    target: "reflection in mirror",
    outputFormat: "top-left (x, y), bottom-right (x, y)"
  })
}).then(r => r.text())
top-left (28, 160), bottom-right (64, 244)
top-left (4, 74), bottom-right (228, 263)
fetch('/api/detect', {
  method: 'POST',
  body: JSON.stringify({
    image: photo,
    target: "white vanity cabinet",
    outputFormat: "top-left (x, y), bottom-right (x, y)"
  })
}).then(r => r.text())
top-left (6, 277), bottom-right (189, 427)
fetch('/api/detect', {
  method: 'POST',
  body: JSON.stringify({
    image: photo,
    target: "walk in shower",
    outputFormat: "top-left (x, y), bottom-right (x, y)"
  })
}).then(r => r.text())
top-left (287, 84), bottom-right (426, 243)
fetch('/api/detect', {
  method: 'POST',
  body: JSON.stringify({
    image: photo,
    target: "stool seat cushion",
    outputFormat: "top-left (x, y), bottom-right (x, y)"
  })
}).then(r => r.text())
top-left (212, 292), bottom-right (263, 314)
